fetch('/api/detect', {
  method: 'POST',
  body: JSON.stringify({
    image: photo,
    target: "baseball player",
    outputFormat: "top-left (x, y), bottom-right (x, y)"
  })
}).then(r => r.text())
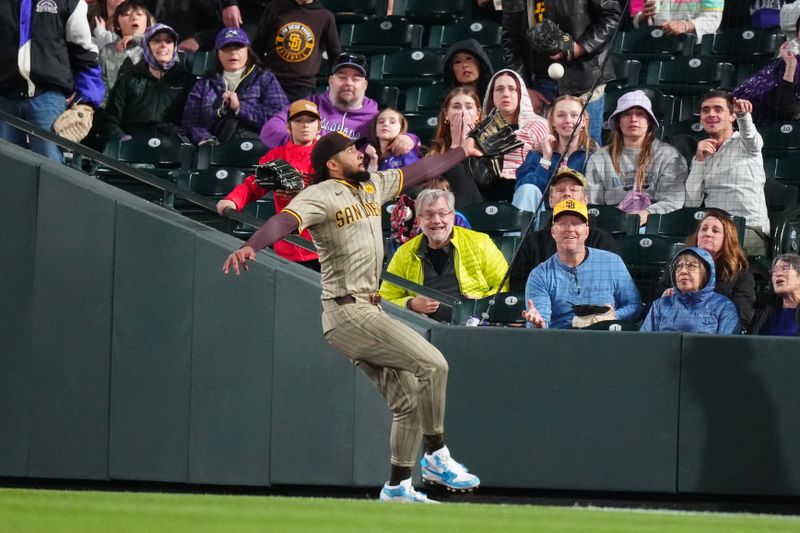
top-left (223, 131), bottom-right (484, 503)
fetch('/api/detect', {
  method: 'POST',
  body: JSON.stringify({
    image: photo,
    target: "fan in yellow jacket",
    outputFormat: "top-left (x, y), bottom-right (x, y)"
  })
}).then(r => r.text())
top-left (380, 189), bottom-right (509, 322)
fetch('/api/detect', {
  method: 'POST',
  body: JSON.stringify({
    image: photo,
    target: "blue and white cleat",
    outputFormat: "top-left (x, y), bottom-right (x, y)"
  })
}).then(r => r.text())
top-left (420, 445), bottom-right (480, 492)
top-left (380, 479), bottom-right (440, 503)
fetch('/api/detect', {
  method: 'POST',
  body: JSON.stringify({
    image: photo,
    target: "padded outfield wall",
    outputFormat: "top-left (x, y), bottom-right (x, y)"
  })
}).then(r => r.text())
top-left (1, 139), bottom-right (799, 496)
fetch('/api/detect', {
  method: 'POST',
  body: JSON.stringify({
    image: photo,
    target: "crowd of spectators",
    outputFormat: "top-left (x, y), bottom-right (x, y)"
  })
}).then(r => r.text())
top-left (1, 0), bottom-right (799, 336)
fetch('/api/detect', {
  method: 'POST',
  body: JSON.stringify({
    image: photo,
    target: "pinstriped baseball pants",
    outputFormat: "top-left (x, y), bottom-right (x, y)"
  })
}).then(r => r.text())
top-left (322, 299), bottom-right (448, 468)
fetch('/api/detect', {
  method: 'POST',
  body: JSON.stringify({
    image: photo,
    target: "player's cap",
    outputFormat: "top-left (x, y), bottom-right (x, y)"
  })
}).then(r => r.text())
top-left (311, 132), bottom-right (358, 179)
top-left (215, 27), bottom-right (250, 49)
top-left (552, 198), bottom-right (588, 224)
top-left (331, 52), bottom-right (369, 77)
top-left (288, 99), bottom-right (321, 121)
top-left (607, 89), bottom-right (659, 131)
top-left (551, 167), bottom-right (586, 188)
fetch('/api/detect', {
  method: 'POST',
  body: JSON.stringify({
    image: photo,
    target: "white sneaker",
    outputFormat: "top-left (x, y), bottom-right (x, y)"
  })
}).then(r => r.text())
top-left (379, 478), bottom-right (440, 503)
top-left (420, 445), bottom-right (480, 491)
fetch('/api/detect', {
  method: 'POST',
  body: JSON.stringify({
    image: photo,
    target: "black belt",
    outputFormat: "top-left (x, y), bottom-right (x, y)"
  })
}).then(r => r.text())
top-left (333, 294), bottom-right (382, 306)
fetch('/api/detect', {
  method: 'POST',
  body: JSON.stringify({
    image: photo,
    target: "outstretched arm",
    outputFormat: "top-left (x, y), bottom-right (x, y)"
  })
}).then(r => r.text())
top-left (222, 211), bottom-right (299, 275)
top-left (401, 138), bottom-right (483, 192)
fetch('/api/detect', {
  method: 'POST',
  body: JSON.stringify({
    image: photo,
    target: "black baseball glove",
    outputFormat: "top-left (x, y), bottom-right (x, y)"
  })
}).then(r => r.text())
top-left (525, 18), bottom-right (575, 61)
top-left (467, 109), bottom-right (524, 158)
top-left (254, 159), bottom-right (305, 193)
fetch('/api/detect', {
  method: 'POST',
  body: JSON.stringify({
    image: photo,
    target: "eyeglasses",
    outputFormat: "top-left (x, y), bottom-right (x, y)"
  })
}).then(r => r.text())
top-left (569, 268), bottom-right (581, 295)
top-left (770, 264), bottom-right (795, 276)
top-left (419, 210), bottom-right (454, 221)
top-left (673, 261), bottom-right (702, 272)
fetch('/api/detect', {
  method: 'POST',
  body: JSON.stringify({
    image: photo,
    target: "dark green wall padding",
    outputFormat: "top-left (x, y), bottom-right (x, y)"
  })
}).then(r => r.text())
top-left (1, 138), bottom-right (799, 496)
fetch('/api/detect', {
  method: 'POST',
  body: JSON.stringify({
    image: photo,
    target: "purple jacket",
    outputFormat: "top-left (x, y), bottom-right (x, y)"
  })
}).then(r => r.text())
top-left (183, 65), bottom-right (289, 144)
top-left (259, 90), bottom-right (379, 148)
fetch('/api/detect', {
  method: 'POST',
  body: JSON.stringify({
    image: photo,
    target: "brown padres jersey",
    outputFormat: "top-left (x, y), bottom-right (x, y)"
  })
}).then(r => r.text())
top-left (283, 169), bottom-right (403, 300)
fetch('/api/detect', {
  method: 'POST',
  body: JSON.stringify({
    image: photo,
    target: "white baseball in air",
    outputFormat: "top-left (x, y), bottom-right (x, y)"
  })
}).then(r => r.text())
top-left (548, 63), bottom-right (565, 80)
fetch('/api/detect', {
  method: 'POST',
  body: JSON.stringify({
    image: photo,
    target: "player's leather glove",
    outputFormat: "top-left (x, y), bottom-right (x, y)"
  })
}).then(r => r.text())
top-left (467, 109), bottom-right (524, 158)
top-left (254, 159), bottom-right (305, 193)
top-left (53, 104), bottom-right (94, 143)
top-left (525, 18), bottom-right (575, 62)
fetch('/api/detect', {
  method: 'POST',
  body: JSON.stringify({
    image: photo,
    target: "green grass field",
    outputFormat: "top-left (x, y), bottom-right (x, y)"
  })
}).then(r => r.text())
top-left (1, 489), bottom-right (800, 533)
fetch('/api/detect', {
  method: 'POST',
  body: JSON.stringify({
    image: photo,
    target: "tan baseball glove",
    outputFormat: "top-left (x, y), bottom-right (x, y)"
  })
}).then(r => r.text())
top-left (53, 104), bottom-right (94, 143)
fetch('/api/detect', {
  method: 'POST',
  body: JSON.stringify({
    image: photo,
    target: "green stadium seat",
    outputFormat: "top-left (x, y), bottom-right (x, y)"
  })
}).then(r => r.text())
top-left (586, 205), bottom-right (641, 237)
top-left (405, 114), bottom-right (439, 147)
top-left (775, 153), bottom-right (800, 186)
top-left (765, 178), bottom-right (799, 231)
top-left (612, 27), bottom-right (697, 61)
top-left (645, 208), bottom-right (746, 243)
top-left (761, 121), bottom-right (800, 158)
top-left (427, 19), bottom-right (503, 49)
top-left (369, 49), bottom-right (445, 87)
top-left (187, 167), bottom-right (249, 197)
top-left (467, 291), bottom-right (527, 326)
top-left (323, 0), bottom-right (383, 23)
top-left (339, 17), bottom-right (424, 55)
top-left (581, 319), bottom-right (640, 331)
top-left (195, 137), bottom-right (266, 170)
top-left (97, 134), bottom-right (195, 206)
top-left (458, 201), bottom-right (534, 236)
top-left (404, 83), bottom-right (445, 114)
top-left (492, 234), bottom-right (522, 263)
top-left (391, 0), bottom-right (471, 25)
top-left (365, 81), bottom-right (401, 108)
top-left (484, 46), bottom-right (505, 71)
top-left (645, 56), bottom-right (736, 95)
top-left (618, 234), bottom-right (685, 302)
top-left (606, 55), bottom-right (643, 91)
top-left (232, 195), bottom-right (276, 238)
top-left (190, 50), bottom-right (218, 77)
top-left (699, 29), bottom-right (786, 64)
top-left (771, 205), bottom-right (800, 257)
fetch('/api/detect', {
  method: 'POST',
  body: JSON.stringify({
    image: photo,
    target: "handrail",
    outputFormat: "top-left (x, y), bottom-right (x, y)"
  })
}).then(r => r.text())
top-left (0, 110), bottom-right (472, 323)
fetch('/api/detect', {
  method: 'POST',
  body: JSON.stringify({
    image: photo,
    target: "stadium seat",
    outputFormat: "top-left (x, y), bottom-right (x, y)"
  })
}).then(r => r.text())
top-left (581, 319), bottom-right (640, 331)
top-left (427, 19), bottom-right (503, 49)
top-left (468, 291), bottom-right (527, 326)
top-left (764, 178), bottom-right (799, 231)
top-left (657, 118), bottom-right (708, 162)
top-left (391, 0), bottom-right (471, 25)
top-left (232, 195), bottom-right (276, 238)
top-left (617, 234), bottom-right (685, 302)
top-left (97, 134), bottom-right (195, 205)
top-left (405, 114), bottom-right (439, 147)
top-left (369, 49), bottom-right (445, 87)
top-left (699, 29), bottom-right (786, 64)
top-left (190, 50), bottom-right (218, 77)
top-left (644, 56), bottom-right (736, 95)
top-left (771, 205), bottom-right (800, 257)
top-left (338, 17), bottom-right (424, 55)
top-left (404, 83), bottom-right (445, 114)
top-left (365, 81), bottom-right (401, 108)
top-left (606, 55), bottom-right (643, 91)
top-left (492, 234), bottom-right (522, 263)
top-left (195, 137), bottom-right (266, 171)
top-left (458, 201), bottom-right (534, 235)
top-left (324, 0), bottom-right (383, 23)
top-left (484, 46), bottom-right (506, 71)
top-left (645, 208), bottom-right (746, 243)
top-left (775, 153), bottom-right (800, 186)
top-left (586, 205), bottom-right (641, 237)
top-left (187, 166), bottom-right (249, 197)
top-left (760, 121), bottom-right (800, 158)
top-left (612, 27), bottom-right (697, 61)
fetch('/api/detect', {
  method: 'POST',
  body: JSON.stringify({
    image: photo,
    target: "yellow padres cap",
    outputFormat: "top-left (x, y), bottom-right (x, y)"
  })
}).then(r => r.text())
top-left (552, 198), bottom-right (588, 223)
top-left (288, 99), bottom-right (321, 121)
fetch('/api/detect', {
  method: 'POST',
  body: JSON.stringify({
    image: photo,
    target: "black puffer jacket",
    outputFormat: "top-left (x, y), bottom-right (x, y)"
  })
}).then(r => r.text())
top-left (501, 0), bottom-right (622, 95)
top-left (103, 60), bottom-right (194, 141)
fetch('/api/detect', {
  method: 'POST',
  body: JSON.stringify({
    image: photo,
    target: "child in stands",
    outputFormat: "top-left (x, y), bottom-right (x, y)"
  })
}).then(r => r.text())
top-left (216, 99), bottom-right (321, 270)
top-left (364, 108), bottom-right (422, 171)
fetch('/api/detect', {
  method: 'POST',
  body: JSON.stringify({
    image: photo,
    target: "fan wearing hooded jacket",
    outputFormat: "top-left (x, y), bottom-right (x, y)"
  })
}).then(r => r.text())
top-left (640, 247), bottom-right (741, 334)
top-left (442, 39), bottom-right (496, 102)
